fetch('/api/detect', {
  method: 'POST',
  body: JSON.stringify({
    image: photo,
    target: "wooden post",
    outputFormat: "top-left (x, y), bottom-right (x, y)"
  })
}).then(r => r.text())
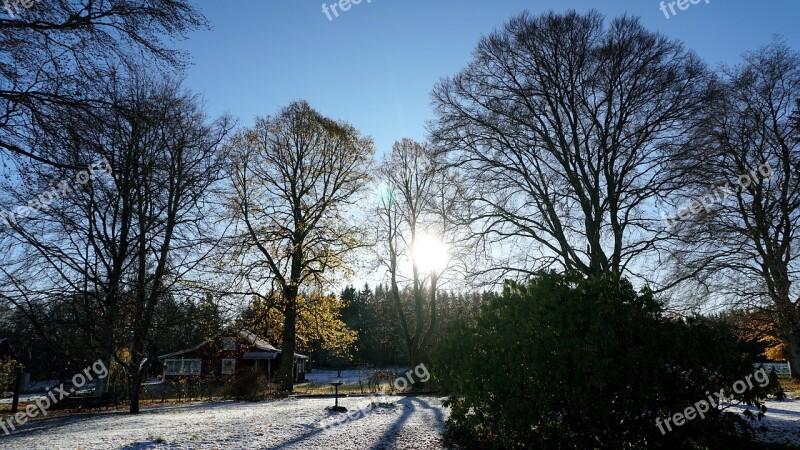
top-left (10, 368), bottom-right (22, 415)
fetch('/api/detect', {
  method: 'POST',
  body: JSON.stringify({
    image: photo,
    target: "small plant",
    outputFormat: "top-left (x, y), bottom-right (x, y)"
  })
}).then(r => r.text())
top-left (367, 371), bottom-right (396, 394)
top-left (226, 371), bottom-right (277, 401)
top-left (0, 357), bottom-right (23, 392)
top-left (369, 401), bottom-right (396, 409)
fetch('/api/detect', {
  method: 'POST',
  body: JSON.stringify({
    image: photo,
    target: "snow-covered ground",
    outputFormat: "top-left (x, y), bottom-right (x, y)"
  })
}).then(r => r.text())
top-left (0, 393), bottom-right (48, 406)
top-left (0, 379), bottom-right (109, 405)
top-left (0, 390), bottom-right (97, 406)
top-left (738, 398), bottom-right (800, 445)
top-left (758, 362), bottom-right (791, 377)
top-left (0, 395), bottom-right (450, 450)
top-left (304, 368), bottom-right (408, 386)
top-left (5, 395), bottom-right (800, 449)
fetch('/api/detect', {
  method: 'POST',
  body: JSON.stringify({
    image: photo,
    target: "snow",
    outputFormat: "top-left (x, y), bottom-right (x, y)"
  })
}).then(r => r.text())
top-left (304, 368), bottom-right (408, 386)
top-left (759, 362), bottom-right (791, 377)
top-left (736, 398), bottom-right (800, 445)
top-left (0, 388), bottom-right (98, 406)
top-left (0, 395), bottom-right (451, 449)
top-left (0, 393), bottom-right (48, 406)
top-left (0, 378), bottom-right (102, 404)
top-left (5, 394), bottom-right (800, 448)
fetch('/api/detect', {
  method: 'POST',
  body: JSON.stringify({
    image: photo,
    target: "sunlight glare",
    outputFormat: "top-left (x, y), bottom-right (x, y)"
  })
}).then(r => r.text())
top-left (413, 233), bottom-right (449, 273)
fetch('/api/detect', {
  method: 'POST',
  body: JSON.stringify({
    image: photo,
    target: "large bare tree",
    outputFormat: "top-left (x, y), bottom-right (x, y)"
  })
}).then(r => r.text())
top-left (227, 101), bottom-right (373, 392)
top-left (0, 72), bottom-right (232, 412)
top-left (430, 10), bottom-right (713, 282)
top-left (375, 139), bottom-right (446, 367)
top-left (0, 0), bottom-right (207, 167)
top-left (669, 41), bottom-right (800, 376)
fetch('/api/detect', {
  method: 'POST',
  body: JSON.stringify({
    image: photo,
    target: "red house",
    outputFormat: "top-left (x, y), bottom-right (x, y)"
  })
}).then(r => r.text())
top-left (157, 329), bottom-right (308, 383)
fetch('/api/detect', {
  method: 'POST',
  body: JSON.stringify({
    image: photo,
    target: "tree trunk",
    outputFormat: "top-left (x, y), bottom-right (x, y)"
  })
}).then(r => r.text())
top-left (409, 350), bottom-right (422, 371)
top-left (94, 355), bottom-right (113, 398)
top-left (128, 319), bottom-right (147, 414)
top-left (787, 330), bottom-right (800, 379)
top-left (10, 368), bottom-right (22, 414)
top-left (128, 368), bottom-right (142, 414)
top-left (94, 316), bottom-right (114, 397)
top-left (418, 272), bottom-right (439, 367)
top-left (278, 287), bottom-right (298, 392)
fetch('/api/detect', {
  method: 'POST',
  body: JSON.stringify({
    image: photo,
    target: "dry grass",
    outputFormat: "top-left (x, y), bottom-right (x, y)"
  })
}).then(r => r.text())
top-left (779, 377), bottom-right (800, 397)
top-left (0, 396), bottom-right (221, 417)
top-left (294, 380), bottom-right (375, 395)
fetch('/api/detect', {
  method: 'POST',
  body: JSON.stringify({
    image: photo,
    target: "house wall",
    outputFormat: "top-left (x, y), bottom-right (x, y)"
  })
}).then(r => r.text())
top-left (162, 334), bottom-right (253, 380)
top-left (162, 333), bottom-right (306, 383)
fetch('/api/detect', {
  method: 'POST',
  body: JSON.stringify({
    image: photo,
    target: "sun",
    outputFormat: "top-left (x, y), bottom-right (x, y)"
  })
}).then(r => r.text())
top-left (412, 233), bottom-right (450, 273)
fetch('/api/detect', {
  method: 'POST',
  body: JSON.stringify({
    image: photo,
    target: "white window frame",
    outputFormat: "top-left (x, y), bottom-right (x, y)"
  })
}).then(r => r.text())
top-left (222, 337), bottom-right (236, 351)
top-left (164, 359), bottom-right (202, 376)
top-left (221, 358), bottom-right (236, 375)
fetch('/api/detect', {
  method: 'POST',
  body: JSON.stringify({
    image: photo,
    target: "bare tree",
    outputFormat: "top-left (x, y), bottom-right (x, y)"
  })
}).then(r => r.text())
top-left (0, 71), bottom-right (232, 411)
top-left (376, 138), bottom-right (455, 366)
top-left (669, 41), bottom-right (800, 376)
top-left (0, 0), bottom-right (207, 167)
top-left (227, 101), bottom-right (373, 392)
top-left (430, 10), bottom-right (712, 282)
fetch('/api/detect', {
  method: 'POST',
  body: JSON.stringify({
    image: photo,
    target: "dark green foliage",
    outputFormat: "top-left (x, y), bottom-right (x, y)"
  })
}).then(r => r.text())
top-left (433, 272), bottom-right (783, 450)
top-left (0, 293), bottom-right (224, 382)
top-left (334, 283), bottom-right (493, 368)
top-left (336, 284), bottom-right (406, 367)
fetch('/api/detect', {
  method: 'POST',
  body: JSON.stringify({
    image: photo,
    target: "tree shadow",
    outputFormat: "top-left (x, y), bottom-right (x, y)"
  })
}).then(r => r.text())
top-left (0, 400), bottom-right (256, 442)
top-left (368, 396), bottom-right (445, 450)
top-left (268, 399), bottom-right (377, 448)
top-left (267, 396), bottom-right (445, 449)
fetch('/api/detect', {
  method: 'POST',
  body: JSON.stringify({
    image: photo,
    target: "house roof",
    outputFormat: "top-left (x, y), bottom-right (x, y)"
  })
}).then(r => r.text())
top-left (242, 351), bottom-right (279, 360)
top-left (157, 337), bottom-right (213, 360)
top-left (157, 329), bottom-right (306, 361)
top-left (238, 330), bottom-right (279, 352)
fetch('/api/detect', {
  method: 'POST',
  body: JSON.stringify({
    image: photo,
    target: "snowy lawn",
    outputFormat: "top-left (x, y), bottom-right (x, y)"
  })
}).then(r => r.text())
top-left (0, 395), bottom-right (450, 450)
top-left (736, 398), bottom-right (800, 445)
top-left (6, 395), bottom-right (800, 448)
top-left (304, 369), bottom-right (392, 385)
top-left (297, 369), bottom-right (412, 395)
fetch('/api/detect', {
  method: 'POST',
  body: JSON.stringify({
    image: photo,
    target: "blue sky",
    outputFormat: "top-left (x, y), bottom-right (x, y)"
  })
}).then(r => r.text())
top-left (179, 0), bottom-right (800, 156)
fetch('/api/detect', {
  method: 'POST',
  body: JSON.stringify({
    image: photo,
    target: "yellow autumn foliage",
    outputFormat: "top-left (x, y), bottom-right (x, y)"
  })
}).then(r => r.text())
top-left (241, 292), bottom-right (357, 359)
